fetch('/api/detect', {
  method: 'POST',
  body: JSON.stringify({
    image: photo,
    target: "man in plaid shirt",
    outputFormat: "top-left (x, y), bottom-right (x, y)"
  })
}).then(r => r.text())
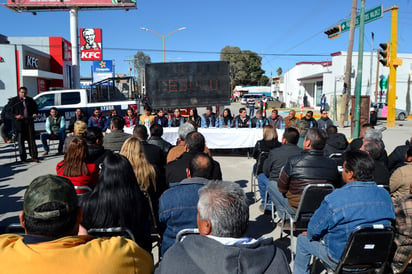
top-left (392, 190), bottom-right (412, 273)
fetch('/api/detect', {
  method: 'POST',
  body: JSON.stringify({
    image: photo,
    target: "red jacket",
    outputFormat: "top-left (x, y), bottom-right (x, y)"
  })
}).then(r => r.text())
top-left (56, 162), bottom-right (98, 194)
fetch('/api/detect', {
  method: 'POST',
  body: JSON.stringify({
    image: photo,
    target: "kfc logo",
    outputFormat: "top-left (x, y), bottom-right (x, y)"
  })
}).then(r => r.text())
top-left (81, 51), bottom-right (102, 61)
top-left (80, 28), bottom-right (102, 61)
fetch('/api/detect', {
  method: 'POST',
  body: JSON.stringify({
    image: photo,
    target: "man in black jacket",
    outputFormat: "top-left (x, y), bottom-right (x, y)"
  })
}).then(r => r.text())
top-left (148, 124), bottom-right (172, 157)
top-left (68, 108), bottom-right (88, 133)
top-left (6, 87), bottom-right (39, 162)
top-left (165, 132), bottom-right (222, 184)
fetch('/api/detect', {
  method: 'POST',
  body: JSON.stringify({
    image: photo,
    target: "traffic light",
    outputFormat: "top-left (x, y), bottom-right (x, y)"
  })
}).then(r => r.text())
top-left (324, 25), bottom-right (341, 39)
top-left (379, 42), bottom-right (390, 67)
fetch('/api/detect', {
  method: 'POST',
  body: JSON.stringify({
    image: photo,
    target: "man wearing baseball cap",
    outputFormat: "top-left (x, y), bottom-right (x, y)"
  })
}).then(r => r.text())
top-left (0, 174), bottom-right (153, 273)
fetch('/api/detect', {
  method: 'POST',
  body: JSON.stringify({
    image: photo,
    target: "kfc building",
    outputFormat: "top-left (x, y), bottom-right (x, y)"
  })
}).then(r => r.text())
top-left (0, 35), bottom-right (72, 106)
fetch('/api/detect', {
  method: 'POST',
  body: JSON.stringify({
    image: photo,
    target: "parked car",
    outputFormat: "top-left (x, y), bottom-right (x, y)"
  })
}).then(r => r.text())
top-left (255, 96), bottom-right (285, 109)
top-left (371, 102), bottom-right (408, 120)
top-left (240, 94), bottom-right (263, 105)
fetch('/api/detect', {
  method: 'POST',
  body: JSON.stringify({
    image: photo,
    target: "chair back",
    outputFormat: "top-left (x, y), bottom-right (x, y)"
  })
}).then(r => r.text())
top-left (256, 151), bottom-right (269, 175)
top-left (335, 224), bottom-right (394, 273)
top-left (87, 227), bottom-right (135, 241)
top-left (329, 152), bottom-right (344, 172)
top-left (294, 184), bottom-right (335, 223)
top-left (175, 228), bottom-right (199, 243)
top-left (74, 185), bottom-right (92, 195)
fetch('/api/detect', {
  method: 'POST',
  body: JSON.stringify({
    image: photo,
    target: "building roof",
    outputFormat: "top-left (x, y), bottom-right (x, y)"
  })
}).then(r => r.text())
top-left (297, 72), bottom-right (323, 81)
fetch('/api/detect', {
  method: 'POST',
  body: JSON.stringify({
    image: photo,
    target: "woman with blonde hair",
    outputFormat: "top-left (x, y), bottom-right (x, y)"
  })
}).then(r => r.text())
top-left (120, 137), bottom-right (167, 200)
top-left (63, 120), bottom-right (87, 153)
top-left (252, 125), bottom-right (281, 169)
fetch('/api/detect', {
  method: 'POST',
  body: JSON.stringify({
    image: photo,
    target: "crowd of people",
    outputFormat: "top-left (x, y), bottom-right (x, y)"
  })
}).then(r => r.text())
top-left (0, 90), bottom-right (411, 273)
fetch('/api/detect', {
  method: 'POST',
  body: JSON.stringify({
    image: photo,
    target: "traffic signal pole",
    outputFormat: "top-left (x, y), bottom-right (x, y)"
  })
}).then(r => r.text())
top-left (386, 6), bottom-right (401, 127)
top-left (352, 0), bottom-right (366, 139)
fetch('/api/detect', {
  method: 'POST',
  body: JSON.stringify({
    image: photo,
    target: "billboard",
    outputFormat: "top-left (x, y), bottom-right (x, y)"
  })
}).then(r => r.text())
top-left (145, 61), bottom-right (231, 108)
top-left (80, 28), bottom-right (102, 61)
top-left (4, 0), bottom-right (137, 11)
top-left (92, 60), bottom-right (113, 83)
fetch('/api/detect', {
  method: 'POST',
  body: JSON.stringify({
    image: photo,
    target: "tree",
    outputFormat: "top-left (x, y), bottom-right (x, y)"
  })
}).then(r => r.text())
top-left (276, 67), bottom-right (282, 76)
top-left (220, 46), bottom-right (266, 90)
top-left (133, 51), bottom-right (151, 94)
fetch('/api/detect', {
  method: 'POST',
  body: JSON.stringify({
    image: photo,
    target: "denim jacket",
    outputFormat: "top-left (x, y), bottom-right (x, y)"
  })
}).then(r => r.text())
top-left (158, 177), bottom-right (209, 256)
top-left (307, 181), bottom-right (395, 262)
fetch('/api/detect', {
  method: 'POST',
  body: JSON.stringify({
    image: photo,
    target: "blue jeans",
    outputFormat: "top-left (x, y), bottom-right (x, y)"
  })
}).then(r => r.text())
top-left (249, 106), bottom-right (254, 117)
top-left (257, 173), bottom-right (272, 210)
top-left (294, 234), bottom-right (337, 274)
top-left (266, 180), bottom-right (296, 218)
top-left (40, 131), bottom-right (65, 153)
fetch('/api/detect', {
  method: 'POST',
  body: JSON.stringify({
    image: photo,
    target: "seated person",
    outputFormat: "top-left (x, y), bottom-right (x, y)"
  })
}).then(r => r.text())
top-left (148, 123), bottom-right (173, 157)
top-left (317, 110), bottom-right (333, 131)
top-left (154, 108), bottom-right (169, 127)
top-left (268, 128), bottom-right (339, 218)
top-left (323, 125), bottom-right (348, 157)
top-left (56, 137), bottom-right (98, 194)
top-left (84, 127), bottom-right (110, 166)
top-left (201, 106), bottom-right (217, 128)
top-left (124, 107), bottom-right (137, 128)
top-left (361, 140), bottom-right (390, 187)
top-left (267, 109), bottom-right (284, 129)
top-left (388, 137), bottom-right (412, 175)
top-left (159, 153), bottom-right (213, 255)
top-left (40, 107), bottom-right (66, 156)
top-left (0, 174), bottom-right (153, 273)
top-left (88, 107), bottom-right (108, 132)
top-left (294, 150), bottom-right (395, 273)
top-left (252, 125), bottom-right (281, 174)
top-left (390, 146), bottom-right (412, 200)
top-left (68, 108), bottom-right (88, 133)
top-left (139, 105), bottom-right (155, 127)
top-left (64, 120), bottom-right (87, 153)
top-left (103, 116), bottom-right (130, 152)
top-left (221, 108), bottom-right (233, 128)
top-left (392, 190), bottom-right (412, 273)
top-left (251, 110), bottom-right (268, 128)
top-left (157, 181), bottom-right (291, 273)
top-left (171, 108), bottom-right (185, 127)
top-left (302, 110), bottom-right (318, 128)
top-left (231, 107), bottom-right (251, 128)
top-left (284, 110), bottom-right (299, 128)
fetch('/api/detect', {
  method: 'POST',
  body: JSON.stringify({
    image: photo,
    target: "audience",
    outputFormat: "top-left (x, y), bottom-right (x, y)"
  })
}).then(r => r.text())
top-left (267, 128), bottom-right (339, 218)
top-left (260, 128), bottom-right (302, 211)
top-left (88, 107), bottom-right (107, 132)
top-left (302, 110), bottom-right (318, 128)
top-left (294, 150), bottom-right (395, 273)
top-left (389, 146), bottom-right (412, 200)
top-left (295, 119), bottom-right (309, 149)
top-left (388, 137), bottom-right (412, 174)
top-left (148, 123), bottom-right (173, 157)
top-left (156, 181), bottom-right (291, 273)
top-left (103, 116), bottom-right (130, 151)
top-left (323, 125), bottom-right (348, 158)
top-left (158, 153), bottom-right (213, 256)
top-left (84, 126), bottom-right (110, 166)
top-left (317, 110), bottom-right (333, 131)
top-left (64, 120), bottom-right (87, 153)
top-left (81, 152), bottom-right (152, 253)
top-left (56, 137), bottom-right (98, 194)
top-left (40, 107), bottom-right (66, 156)
top-left (0, 174), bottom-right (153, 273)
top-left (133, 125), bottom-right (166, 170)
top-left (165, 131), bottom-right (222, 184)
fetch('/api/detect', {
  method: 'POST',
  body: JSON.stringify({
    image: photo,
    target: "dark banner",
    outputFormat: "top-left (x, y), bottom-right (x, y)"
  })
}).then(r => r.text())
top-left (145, 61), bottom-right (230, 108)
top-left (5, 0), bottom-right (136, 11)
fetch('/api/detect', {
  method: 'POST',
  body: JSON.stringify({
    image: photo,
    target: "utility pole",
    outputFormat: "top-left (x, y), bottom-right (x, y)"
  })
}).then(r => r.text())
top-left (386, 6), bottom-right (403, 127)
top-left (368, 32), bottom-right (374, 96)
top-left (339, 0), bottom-right (357, 128)
top-left (352, 0), bottom-right (366, 138)
top-left (374, 50), bottom-right (380, 102)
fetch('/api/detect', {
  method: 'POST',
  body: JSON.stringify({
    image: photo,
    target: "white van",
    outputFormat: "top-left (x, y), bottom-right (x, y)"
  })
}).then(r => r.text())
top-left (240, 94), bottom-right (263, 105)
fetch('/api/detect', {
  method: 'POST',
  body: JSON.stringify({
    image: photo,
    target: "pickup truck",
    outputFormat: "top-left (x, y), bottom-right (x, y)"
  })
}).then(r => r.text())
top-left (33, 89), bottom-right (138, 132)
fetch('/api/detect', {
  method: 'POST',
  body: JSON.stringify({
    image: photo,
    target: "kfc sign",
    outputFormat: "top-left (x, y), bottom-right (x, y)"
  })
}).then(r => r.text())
top-left (80, 28), bottom-right (102, 61)
top-left (26, 56), bottom-right (39, 69)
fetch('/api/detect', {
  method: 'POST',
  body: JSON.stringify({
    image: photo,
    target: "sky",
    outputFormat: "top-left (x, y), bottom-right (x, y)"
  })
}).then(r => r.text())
top-left (1, 0), bottom-right (411, 79)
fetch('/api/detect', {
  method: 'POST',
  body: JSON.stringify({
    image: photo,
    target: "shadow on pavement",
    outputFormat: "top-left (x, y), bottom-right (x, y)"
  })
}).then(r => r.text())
top-left (0, 183), bottom-right (26, 232)
top-left (0, 162), bottom-right (29, 182)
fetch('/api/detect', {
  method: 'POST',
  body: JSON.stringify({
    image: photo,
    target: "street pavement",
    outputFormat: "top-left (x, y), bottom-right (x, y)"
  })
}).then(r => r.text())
top-left (0, 115), bottom-right (411, 265)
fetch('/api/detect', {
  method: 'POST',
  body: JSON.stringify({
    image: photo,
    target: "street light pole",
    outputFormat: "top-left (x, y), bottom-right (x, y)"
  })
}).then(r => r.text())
top-left (140, 27), bottom-right (186, 63)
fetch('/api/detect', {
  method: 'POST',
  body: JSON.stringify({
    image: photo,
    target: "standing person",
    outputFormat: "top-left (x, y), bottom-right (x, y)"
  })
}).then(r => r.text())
top-left (124, 107), bottom-right (137, 128)
top-left (260, 95), bottom-right (268, 117)
top-left (88, 107), bottom-right (107, 132)
top-left (303, 93), bottom-right (308, 107)
top-left (294, 150), bottom-right (395, 273)
top-left (68, 108), bottom-right (88, 133)
top-left (247, 97), bottom-right (256, 117)
top-left (40, 107), bottom-right (66, 156)
top-left (320, 94), bottom-right (327, 112)
top-left (154, 109), bottom-right (169, 127)
top-left (6, 87), bottom-right (39, 162)
top-left (317, 110), bottom-right (334, 131)
top-left (188, 108), bottom-right (202, 128)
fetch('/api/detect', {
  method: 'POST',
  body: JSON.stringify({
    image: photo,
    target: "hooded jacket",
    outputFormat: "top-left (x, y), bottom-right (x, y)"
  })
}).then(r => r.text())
top-left (155, 235), bottom-right (290, 274)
